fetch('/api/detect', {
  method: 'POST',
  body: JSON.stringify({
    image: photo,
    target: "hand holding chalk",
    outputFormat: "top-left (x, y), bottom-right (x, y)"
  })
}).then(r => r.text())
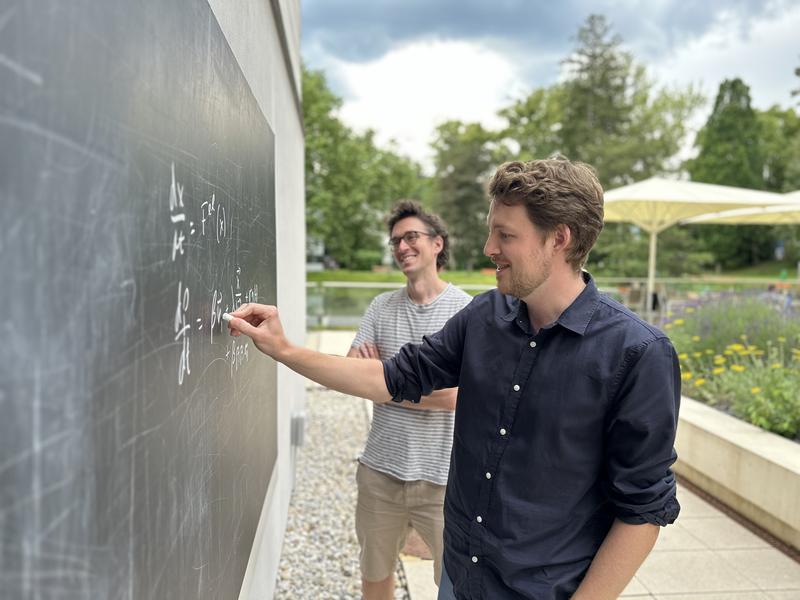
top-left (224, 304), bottom-right (290, 360)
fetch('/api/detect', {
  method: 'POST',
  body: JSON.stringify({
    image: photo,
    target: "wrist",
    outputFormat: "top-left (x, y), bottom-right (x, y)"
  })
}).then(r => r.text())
top-left (272, 338), bottom-right (293, 363)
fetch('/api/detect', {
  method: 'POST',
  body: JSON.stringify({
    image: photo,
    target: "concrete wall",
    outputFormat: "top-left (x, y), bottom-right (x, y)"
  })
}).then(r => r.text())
top-left (675, 397), bottom-right (800, 550)
top-left (209, 2), bottom-right (305, 598)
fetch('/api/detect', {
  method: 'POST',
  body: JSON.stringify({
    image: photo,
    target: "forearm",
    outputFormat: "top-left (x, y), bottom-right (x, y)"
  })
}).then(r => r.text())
top-left (571, 520), bottom-right (659, 600)
top-left (403, 388), bottom-right (457, 411)
top-left (280, 345), bottom-right (391, 403)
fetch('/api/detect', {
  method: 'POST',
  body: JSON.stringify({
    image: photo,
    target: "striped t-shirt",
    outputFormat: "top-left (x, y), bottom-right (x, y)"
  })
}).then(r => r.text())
top-left (352, 283), bottom-right (472, 485)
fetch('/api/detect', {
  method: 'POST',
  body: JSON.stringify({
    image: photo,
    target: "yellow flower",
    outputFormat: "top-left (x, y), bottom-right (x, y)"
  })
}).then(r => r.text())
top-left (712, 367), bottom-right (725, 375)
top-left (678, 353), bottom-right (689, 360)
top-left (705, 349), bottom-right (714, 355)
top-left (777, 336), bottom-right (787, 343)
top-left (685, 307), bottom-right (695, 313)
top-left (771, 363), bottom-right (782, 369)
top-left (740, 334), bottom-right (748, 340)
top-left (673, 318), bottom-right (685, 326)
top-left (724, 349), bottom-right (734, 356)
top-left (729, 343), bottom-right (745, 351)
top-left (753, 350), bottom-right (765, 357)
top-left (664, 323), bottom-right (673, 330)
top-left (695, 378), bottom-right (706, 386)
top-left (714, 356), bottom-right (726, 365)
top-left (692, 352), bottom-right (703, 358)
top-left (691, 335), bottom-right (701, 342)
top-left (681, 372), bottom-right (693, 381)
top-left (731, 364), bottom-right (746, 373)
top-left (751, 387), bottom-right (761, 394)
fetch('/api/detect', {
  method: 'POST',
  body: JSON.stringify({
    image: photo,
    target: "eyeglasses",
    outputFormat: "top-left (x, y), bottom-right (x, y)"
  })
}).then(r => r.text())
top-left (387, 230), bottom-right (435, 249)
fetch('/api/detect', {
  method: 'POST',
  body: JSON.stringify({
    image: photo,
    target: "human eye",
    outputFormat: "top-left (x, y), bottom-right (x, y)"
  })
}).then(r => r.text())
top-left (405, 232), bottom-right (420, 243)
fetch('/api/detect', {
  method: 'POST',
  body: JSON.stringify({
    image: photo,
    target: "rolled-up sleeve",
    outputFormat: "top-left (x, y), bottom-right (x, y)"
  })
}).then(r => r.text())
top-left (383, 302), bottom-right (471, 403)
top-left (604, 336), bottom-right (682, 526)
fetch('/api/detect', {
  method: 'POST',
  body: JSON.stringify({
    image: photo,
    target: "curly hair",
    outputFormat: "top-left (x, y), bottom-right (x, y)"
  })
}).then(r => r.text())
top-left (488, 157), bottom-right (604, 271)
top-left (386, 199), bottom-right (450, 270)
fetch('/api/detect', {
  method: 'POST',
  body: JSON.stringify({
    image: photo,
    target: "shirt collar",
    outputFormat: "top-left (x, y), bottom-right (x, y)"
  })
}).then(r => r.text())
top-left (501, 272), bottom-right (599, 336)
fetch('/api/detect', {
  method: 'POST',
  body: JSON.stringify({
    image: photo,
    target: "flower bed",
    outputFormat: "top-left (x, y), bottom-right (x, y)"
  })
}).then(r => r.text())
top-left (663, 292), bottom-right (800, 441)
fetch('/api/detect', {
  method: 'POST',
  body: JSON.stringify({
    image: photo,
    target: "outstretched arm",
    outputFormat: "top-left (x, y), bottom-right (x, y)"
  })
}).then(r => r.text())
top-left (348, 342), bottom-right (457, 410)
top-left (228, 304), bottom-right (391, 403)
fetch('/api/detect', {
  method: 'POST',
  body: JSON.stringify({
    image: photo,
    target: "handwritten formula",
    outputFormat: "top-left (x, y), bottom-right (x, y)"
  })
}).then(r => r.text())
top-left (166, 162), bottom-right (256, 385)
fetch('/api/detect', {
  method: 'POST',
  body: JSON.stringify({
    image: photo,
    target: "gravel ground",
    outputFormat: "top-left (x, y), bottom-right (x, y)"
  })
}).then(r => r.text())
top-left (275, 385), bottom-right (410, 599)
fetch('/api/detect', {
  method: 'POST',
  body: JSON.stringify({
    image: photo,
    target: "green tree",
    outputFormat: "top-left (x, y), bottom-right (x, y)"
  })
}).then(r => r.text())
top-left (432, 120), bottom-right (497, 269)
top-left (498, 86), bottom-right (565, 161)
top-left (499, 15), bottom-right (704, 276)
top-left (559, 15), bottom-right (703, 188)
top-left (758, 105), bottom-right (800, 264)
top-left (687, 78), bottom-right (763, 188)
top-left (758, 105), bottom-right (800, 192)
top-left (687, 78), bottom-right (775, 269)
top-left (303, 66), bottom-right (426, 268)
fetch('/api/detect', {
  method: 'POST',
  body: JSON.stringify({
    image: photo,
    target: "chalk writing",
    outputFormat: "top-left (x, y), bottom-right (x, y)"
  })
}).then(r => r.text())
top-left (225, 339), bottom-right (249, 378)
top-left (200, 193), bottom-right (228, 243)
top-left (162, 166), bottom-right (258, 385)
top-left (169, 163), bottom-right (186, 261)
top-left (174, 281), bottom-right (191, 385)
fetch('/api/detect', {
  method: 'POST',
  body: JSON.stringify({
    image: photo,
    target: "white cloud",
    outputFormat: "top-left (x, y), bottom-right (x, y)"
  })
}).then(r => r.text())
top-left (651, 3), bottom-right (800, 110)
top-left (328, 40), bottom-right (525, 171)
top-left (310, 5), bottom-right (799, 173)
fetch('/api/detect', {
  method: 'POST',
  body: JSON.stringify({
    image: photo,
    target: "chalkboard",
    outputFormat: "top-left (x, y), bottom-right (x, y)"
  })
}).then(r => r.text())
top-left (0, 1), bottom-right (278, 599)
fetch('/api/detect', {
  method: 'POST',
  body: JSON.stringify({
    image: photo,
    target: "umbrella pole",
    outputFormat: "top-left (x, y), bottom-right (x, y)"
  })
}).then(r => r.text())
top-left (647, 230), bottom-right (658, 323)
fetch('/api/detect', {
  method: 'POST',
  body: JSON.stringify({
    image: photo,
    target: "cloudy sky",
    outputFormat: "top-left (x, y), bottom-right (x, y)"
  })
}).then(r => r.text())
top-left (302, 0), bottom-right (800, 169)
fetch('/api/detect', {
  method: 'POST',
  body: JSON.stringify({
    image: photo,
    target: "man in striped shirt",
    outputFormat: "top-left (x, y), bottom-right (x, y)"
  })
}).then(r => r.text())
top-left (347, 200), bottom-right (472, 600)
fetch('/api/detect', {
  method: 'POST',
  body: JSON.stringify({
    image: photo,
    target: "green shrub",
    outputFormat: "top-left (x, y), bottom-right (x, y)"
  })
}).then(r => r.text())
top-left (667, 296), bottom-right (800, 440)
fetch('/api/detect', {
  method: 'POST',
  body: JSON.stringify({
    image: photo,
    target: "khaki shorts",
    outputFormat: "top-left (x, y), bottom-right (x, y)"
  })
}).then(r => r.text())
top-left (355, 462), bottom-right (446, 585)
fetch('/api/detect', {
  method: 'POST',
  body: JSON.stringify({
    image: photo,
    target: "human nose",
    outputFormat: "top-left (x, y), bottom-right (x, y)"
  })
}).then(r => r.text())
top-left (483, 233), bottom-right (497, 258)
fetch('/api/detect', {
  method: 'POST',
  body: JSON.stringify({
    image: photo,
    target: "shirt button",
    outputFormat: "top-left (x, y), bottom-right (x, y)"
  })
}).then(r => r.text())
top-left (476, 515), bottom-right (483, 523)
top-left (513, 384), bottom-right (520, 391)
top-left (485, 471), bottom-right (492, 479)
top-left (499, 428), bottom-right (507, 436)
top-left (529, 340), bottom-right (537, 348)
top-left (471, 556), bottom-right (479, 563)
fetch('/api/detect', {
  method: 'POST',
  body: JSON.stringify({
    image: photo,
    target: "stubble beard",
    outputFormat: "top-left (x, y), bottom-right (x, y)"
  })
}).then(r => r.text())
top-left (507, 254), bottom-right (552, 299)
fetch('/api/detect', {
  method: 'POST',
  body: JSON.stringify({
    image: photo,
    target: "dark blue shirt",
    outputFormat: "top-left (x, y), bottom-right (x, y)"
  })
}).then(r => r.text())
top-left (383, 275), bottom-right (681, 600)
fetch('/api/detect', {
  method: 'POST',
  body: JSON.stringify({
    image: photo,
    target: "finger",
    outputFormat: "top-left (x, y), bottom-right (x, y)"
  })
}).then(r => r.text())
top-left (366, 343), bottom-right (380, 359)
top-left (231, 303), bottom-right (275, 322)
top-left (227, 315), bottom-right (262, 339)
top-left (357, 345), bottom-right (370, 359)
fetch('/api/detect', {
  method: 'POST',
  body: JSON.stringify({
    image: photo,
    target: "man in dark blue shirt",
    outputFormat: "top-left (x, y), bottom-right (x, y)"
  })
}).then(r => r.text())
top-left (227, 157), bottom-right (681, 599)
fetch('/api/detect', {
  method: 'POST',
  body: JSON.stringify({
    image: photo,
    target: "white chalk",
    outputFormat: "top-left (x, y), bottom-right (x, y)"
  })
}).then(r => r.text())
top-left (222, 312), bottom-right (234, 323)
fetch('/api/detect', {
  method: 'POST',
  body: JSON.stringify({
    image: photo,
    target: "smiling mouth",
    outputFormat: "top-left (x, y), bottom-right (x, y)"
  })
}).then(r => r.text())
top-left (495, 264), bottom-right (510, 273)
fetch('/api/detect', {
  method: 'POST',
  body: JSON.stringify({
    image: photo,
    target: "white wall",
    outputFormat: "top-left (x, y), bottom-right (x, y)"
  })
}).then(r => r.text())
top-left (208, 1), bottom-right (305, 598)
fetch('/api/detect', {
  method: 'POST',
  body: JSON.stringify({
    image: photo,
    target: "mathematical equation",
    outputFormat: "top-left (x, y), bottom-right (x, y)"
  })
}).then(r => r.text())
top-left (167, 162), bottom-right (257, 385)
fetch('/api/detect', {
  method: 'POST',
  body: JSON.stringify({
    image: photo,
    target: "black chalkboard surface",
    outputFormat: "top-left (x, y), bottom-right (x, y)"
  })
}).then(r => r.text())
top-left (0, 1), bottom-right (278, 598)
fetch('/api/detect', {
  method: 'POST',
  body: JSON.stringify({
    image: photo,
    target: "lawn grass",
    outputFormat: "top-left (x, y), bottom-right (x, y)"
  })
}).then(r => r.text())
top-left (307, 262), bottom-right (800, 286)
top-left (307, 269), bottom-right (498, 286)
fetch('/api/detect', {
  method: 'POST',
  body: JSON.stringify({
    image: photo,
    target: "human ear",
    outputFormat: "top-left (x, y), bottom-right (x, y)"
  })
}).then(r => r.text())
top-left (551, 224), bottom-right (572, 252)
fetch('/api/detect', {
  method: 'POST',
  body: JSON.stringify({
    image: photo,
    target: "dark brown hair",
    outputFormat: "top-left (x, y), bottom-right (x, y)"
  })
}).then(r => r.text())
top-left (488, 157), bottom-right (604, 271)
top-left (386, 199), bottom-right (450, 270)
